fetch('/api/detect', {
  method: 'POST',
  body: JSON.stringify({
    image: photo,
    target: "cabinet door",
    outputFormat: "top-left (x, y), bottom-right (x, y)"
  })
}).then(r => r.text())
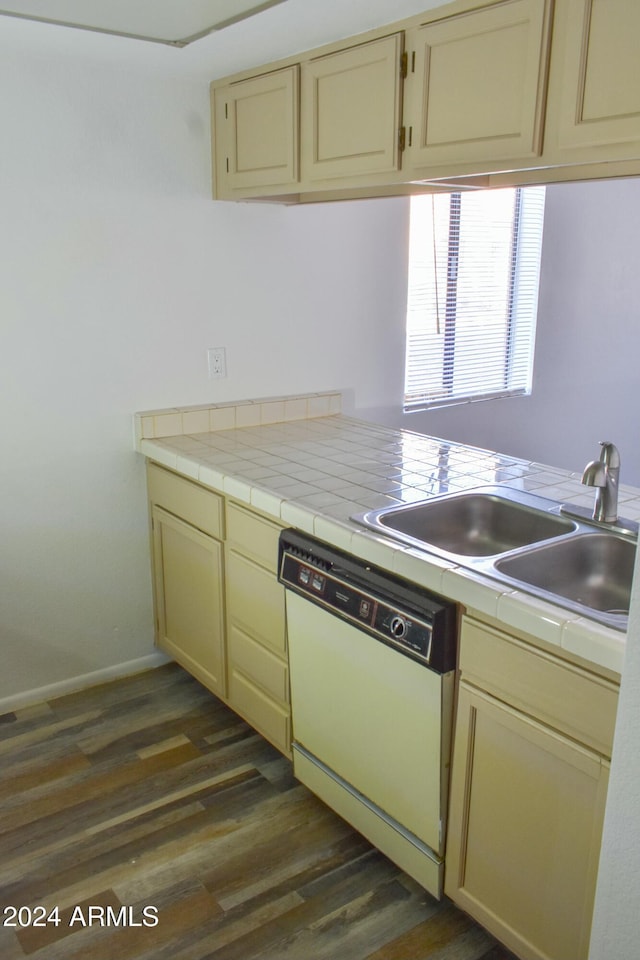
top-left (446, 681), bottom-right (609, 960)
top-left (212, 65), bottom-right (299, 195)
top-left (152, 506), bottom-right (225, 697)
top-left (553, 0), bottom-right (640, 153)
top-left (404, 0), bottom-right (551, 170)
top-left (300, 33), bottom-right (404, 181)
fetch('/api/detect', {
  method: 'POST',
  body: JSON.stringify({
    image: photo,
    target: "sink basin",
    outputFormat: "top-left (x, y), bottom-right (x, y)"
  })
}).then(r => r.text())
top-left (353, 485), bottom-right (637, 630)
top-left (356, 487), bottom-right (576, 559)
top-left (495, 532), bottom-right (636, 618)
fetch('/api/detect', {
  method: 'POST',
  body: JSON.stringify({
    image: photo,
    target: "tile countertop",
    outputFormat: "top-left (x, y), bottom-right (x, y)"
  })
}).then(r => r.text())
top-left (136, 392), bottom-right (640, 679)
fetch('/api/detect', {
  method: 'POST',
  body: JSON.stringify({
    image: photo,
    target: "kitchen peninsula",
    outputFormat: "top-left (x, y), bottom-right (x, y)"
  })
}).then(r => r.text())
top-left (136, 390), bottom-right (630, 960)
top-left (136, 390), bottom-right (633, 677)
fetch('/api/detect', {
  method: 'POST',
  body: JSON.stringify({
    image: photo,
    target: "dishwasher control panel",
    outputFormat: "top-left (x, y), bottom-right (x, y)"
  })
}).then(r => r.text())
top-left (279, 529), bottom-right (457, 673)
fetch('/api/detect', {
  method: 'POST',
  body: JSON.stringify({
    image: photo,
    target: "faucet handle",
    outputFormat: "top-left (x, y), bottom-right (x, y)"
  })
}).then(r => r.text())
top-left (599, 441), bottom-right (620, 467)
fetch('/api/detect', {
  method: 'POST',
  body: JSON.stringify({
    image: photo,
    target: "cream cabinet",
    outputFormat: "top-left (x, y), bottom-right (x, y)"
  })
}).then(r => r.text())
top-left (212, 65), bottom-right (299, 198)
top-left (146, 464), bottom-right (291, 755)
top-left (225, 501), bottom-right (290, 757)
top-left (547, 0), bottom-right (640, 159)
top-left (403, 0), bottom-right (552, 171)
top-left (147, 464), bottom-right (226, 698)
top-left (300, 33), bottom-right (405, 182)
top-left (445, 615), bottom-right (618, 960)
top-left (209, 0), bottom-right (640, 202)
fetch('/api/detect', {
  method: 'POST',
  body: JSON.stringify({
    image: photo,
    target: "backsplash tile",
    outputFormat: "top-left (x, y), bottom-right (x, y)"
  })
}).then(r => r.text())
top-left (134, 391), bottom-right (343, 444)
top-left (209, 406), bottom-right (236, 431)
top-left (153, 412), bottom-right (182, 438)
top-left (235, 403), bottom-right (262, 429)
top-left (182, 408), bottom-right (210, 434)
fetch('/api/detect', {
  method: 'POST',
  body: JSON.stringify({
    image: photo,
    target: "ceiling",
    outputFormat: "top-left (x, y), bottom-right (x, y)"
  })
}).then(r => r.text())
top-left (0, 0), bottom-right (289, 46)
top-left (0, 0), bottom-right (285, 47)
top-left (0, 1), bottom-right (447, 81)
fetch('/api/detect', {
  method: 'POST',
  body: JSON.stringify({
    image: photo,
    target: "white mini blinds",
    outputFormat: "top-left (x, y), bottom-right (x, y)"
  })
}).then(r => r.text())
top-left (404, 186), bottom-right (546, 411)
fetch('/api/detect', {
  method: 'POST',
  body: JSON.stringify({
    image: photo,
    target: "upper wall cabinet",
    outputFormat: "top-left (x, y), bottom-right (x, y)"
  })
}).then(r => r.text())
top-left (209, 0), bottom-right (640, 202)
top-left (403, 0), bottom-right (552, 171)
top-left (546, 0), bottom-right (640, 159)
top-left (300, 33), bottom-right (405, 182)
top-left (212, 65), bottom-right (299, 198)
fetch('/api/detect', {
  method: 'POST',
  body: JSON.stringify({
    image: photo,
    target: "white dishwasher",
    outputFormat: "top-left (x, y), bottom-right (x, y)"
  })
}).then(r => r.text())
top-left (278, 530), bottom-right (457, 898)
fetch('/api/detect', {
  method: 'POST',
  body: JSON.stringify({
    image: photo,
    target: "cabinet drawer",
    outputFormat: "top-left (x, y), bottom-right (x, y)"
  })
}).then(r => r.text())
top-left (459, 617), bottom-right (618, 757)
top-left (228, 668), bottom-right (291, 757)
top-left (147, 463), bottom-right (223, 539)
top-left (227, 503), bottom-right (282, 573)
top-left (228, 624), bottom-right (289, 704)
top-left (226, 550), bottom-right (286, 655)
top-left (226, 501), bottom-right (283, 572)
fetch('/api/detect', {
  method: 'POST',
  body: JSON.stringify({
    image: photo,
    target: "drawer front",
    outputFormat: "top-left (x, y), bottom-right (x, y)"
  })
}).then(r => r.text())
top-left (228, 623), bottom-right (289, 704)
top-left (227, 550), bottom-right (286, 655)
top-left (460, 616), bottom-right (618, 757)
top-left (226, 501), bottom-right (283, 573)
top-left (147, 463), bottom-right (223, 539)
top-left (228, 668), bottom-right (291, 757)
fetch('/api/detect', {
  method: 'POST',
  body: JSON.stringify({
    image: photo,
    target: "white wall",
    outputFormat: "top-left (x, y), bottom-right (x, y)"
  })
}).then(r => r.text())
top-left (0, 44), bottom-right (406, 706)
top-left (387, 178), bottom-right (640, 487)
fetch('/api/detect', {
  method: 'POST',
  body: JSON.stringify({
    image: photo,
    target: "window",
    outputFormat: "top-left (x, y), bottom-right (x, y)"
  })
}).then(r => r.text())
top-left (404, 185), bottom-right (546, 411)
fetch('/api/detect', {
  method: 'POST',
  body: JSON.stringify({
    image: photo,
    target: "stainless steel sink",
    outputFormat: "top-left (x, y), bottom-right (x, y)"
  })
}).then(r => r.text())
top-left (352, 485), bottom-right (637, 631)
top-left (495, 532), bottom-right (635, 618)
top-left (355, 486), bottom-right (576, 559)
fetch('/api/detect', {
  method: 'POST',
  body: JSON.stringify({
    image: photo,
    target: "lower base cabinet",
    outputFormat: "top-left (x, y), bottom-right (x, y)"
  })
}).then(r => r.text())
top-left (225, 501), bottom-right (290, 757)
top-left (445, 615), bottom-right (618, 960)
top-left (147, 464), bottom-right (290, 757)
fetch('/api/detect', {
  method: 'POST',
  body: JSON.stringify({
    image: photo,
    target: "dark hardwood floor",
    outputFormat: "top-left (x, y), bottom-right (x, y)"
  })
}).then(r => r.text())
top-left (0, 663), bottom-right (517, 960)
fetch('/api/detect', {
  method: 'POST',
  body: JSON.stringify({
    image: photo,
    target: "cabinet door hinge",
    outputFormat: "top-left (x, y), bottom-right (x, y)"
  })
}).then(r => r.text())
top-left (398, 126), bottom-right (406, 152)
top-left (400, 51), bottom-right (408, 79)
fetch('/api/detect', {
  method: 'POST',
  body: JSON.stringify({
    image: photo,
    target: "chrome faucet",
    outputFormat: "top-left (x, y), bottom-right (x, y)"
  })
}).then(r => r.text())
top-left (582, 441), bottom-right (620, 524)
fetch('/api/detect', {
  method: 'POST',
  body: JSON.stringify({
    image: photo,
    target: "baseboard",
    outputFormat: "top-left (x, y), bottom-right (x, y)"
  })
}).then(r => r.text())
top-left (0, 652), bottom-right (172, 714)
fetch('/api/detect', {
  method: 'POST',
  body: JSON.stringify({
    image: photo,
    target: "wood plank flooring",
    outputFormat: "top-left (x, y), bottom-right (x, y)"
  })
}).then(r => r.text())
top-left (0, 663), bottom-right (517, 960)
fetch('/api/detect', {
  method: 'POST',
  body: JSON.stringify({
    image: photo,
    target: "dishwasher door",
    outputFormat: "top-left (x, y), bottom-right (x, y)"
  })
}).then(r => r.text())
top-left (286, 589), bottom-right (452, 859)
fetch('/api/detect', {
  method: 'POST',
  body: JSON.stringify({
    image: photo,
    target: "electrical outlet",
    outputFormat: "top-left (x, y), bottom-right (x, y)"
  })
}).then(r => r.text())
top-left (207, 347), bottom-right (227, 379)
